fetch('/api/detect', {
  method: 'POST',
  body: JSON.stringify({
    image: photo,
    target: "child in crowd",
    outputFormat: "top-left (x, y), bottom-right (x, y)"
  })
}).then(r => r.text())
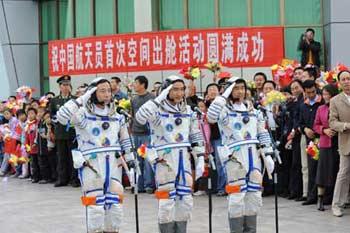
top-left (43, 111), bottom-right (57, 182)
top-left (25, 108), bottom-right (40, 183)
top-left (13, 110), bottom-right (29, 178)
top-left (0, 108), bottom-right (18, 176)
top-left (36, 107), bottom-right (51, 184)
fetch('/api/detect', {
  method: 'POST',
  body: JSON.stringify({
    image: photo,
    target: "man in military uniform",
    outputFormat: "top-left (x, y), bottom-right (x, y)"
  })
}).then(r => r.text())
top-left (49, 75), bottom-right (80, 187)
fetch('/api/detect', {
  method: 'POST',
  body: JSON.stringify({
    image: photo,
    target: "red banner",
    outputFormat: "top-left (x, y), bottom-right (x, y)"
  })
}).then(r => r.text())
top-left (49, 27), bottom-right (284, 76)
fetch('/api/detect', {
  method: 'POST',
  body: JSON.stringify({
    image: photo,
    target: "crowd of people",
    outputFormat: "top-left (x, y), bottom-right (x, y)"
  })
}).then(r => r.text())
top-left (1, 60), bottom-right (350, 231)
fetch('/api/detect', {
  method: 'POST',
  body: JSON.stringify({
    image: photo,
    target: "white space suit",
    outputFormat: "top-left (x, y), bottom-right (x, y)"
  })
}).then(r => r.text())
top-left (57, 82), bottom-right (133, 233)
top-left (135, 77), bottom-right (205, 233)
top-left (207, 79), bottom-right (273, 233)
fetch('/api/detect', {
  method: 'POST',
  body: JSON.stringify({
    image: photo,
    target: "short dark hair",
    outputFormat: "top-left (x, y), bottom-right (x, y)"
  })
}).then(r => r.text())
top-left (154, 81), bottom-right (162, 85)
top-left (254, 72), bottom-right (267, 82)
top-left (43, 110), bottom-right (50, 117)
top-left (31, 100), bottom-right (40, 106)
top-left (337, 70), bottom-right (350, 80)
top-left (290, 79), bottom-right (303, 88)
top-left (294, 66), bottom-right (304, 72)
top-left (302, 80), bottom-right (317, 90)
top-left (16, 109), bottom-right (26, 118)
top-left (111, 76), bottom-right (121, 83)
top-left (8, 96), bottom-right (16, 100)
top-left (304, 67), bottom-right (317, 80)
top-left (45, 91), bottom-right (55, 97)
top-left (281, 86), bottom-right (292, 94)
top-left (306, 28), bottom-right (315, 34)
top-left (3, 108), bottom-right (12, 114)
top-left (135, 75), bottom-right (148, 89)
top-left (27, 107), bottom-right (37, 115)
top-left (322, 84), bottom-right (339, 98)
top-left (262, 80), bottom-right (277, 90)
top-left (204, 83), bottom-right (219, 97)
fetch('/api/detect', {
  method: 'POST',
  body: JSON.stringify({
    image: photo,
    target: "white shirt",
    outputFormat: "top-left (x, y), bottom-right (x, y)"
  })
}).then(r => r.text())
top-left (344, 92), bottom-right (350, 104)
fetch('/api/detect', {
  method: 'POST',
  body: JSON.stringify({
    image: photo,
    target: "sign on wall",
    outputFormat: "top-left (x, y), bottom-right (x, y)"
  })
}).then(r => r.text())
top-left (49, 27), bottom-right (284, 76)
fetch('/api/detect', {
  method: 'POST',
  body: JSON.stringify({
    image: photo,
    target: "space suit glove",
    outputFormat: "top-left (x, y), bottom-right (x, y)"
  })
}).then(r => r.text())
top-left (265, 155), bottom-right (275, 175)
top-left (76, 87), bottom-right (97, 106)
top-left (222, 77), bottom-right (239, 99)
top-left (195, 155), bottom-right (205, 181)
top-left (71, 149), bottom-right (86, 169)
top-left (263, 146), bottom-right (274, 156)
top-left (154, 84), bottom-right (173, 104)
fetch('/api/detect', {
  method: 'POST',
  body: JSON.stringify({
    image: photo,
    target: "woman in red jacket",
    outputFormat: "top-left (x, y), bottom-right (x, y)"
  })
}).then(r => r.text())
top-left (313, 84), bottom-right (340, 211)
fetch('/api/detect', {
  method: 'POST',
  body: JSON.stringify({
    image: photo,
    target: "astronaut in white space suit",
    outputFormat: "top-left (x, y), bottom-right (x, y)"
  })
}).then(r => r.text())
top-left (207, 77), bottom-right (274, 233)
top-left (57, 77), bottom-right (134, 233)
top-left (135, 75), bottom-right (205, 233)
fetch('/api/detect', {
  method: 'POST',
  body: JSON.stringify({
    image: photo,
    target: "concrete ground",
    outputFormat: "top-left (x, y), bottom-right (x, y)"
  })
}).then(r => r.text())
top-left (1, 178), bottom-right (350, 233)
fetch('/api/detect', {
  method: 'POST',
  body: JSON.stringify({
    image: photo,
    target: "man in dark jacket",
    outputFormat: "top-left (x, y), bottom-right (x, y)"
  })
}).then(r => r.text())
top-left (298, 80), bottom-right (323, 205)
top-left (49, 75), bottom-right (79, 187)
top-left (132, 75), bottom-right (155, 193)
top-left (288, 80), bottom-right (304, 200)
top-left (298, 28), bottom-right (321, 68)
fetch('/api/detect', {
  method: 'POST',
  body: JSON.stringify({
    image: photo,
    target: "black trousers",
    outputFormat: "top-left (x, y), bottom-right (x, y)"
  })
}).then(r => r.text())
top-left (38, 152), bottom-right (50, 181)
top-left (30, 154), bottom-right (40, 181)
top-left (47, 148), bottom-right (57, 181)
top-left (307, 156), bottom-right (318, 201)
top-left (277, 148), bottom-right (292, 194)
top-left (289, 136), bottom-right (303, 197)
top-left (56, 139), bottom-right (78, 184)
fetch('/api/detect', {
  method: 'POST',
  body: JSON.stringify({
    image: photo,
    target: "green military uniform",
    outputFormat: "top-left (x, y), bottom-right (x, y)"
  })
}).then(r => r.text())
top-left (49, 75), bottom-right (79, 187)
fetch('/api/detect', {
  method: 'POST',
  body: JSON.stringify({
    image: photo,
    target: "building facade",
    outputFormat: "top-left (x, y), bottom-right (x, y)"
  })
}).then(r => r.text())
top-left (0, 0), bottom-right (349, 98)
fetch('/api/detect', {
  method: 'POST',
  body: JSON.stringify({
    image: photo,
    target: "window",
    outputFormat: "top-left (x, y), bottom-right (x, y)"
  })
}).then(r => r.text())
top-left (59, 0), bottom-right (74, 39)
top-left (95, 0), bottom-right (116, 35)
top-left (285, 0), bottom-right (321, 25)
top-left (41, 0), bottom-right (57, 42)
top-left (252, 0), bottom-right (280, 26)
top-left (75, 0), bottom-right (93, 37)
top-left (159, 0), bottom-right (185, 30)
top-left (219, 0), bottom-right (248, 27)
top-left (188, 0), bottom-right (215, 29)
top-left (118, 0), bottom-right (134, 33)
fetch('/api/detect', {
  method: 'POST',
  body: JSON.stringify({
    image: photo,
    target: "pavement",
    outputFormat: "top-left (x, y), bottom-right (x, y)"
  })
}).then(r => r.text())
top-left (1, 178), bottom-right (350, 233)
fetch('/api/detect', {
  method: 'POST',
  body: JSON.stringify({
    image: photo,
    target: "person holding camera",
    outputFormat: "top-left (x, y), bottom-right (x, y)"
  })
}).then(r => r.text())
top-left (298, 28), bottom-right (321, 68)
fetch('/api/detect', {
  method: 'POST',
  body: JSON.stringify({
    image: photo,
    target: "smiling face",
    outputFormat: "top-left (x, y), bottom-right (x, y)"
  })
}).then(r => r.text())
top-left (95, 82), bottom-right (112, 104)
top-left (254, 75), bottom-right (265, 90)
top-left (231, 82), bottom-right (246, 102)
top-left (206, 85), bottom-right (219, 100)
top-left (3, 110), bottom-right (12, 120)
top-left (291, 81), bottom-right (303, 97)
top-left (168, 81), bottom-right (186, 104)
top-left (339, 71), bottom-right (350, 94)
top-left (263, 82), bottom-right (275, 95)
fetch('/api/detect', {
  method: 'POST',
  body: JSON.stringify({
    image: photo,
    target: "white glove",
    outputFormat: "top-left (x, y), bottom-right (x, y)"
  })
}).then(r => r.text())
top-left (263, 146), bottom-right (274, 156)
top-left (155, 84), bottom-right (173, 104)
top-left (265, 155), bottom-right (275, 175)
top-left (71, 149), bottom-right (86, 169)
top-left (144, 147), bottom-right (159, 164)
top-left (222, 82), bottom-right (236, 99)
top-left (195, 156), bottom-right (205, 181)
top-left (192, 146), bottom-right (205, 157)
top-left (76, 87), bottom-right (97, 106)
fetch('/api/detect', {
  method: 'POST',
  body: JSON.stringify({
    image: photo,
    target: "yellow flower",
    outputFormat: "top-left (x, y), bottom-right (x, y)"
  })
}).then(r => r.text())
top-left (191, 67), bottom-right (201, 79)
top-left (265, 90), bottom-right (286, 105)
top-left (270, 64), bottom-right (279, 71)
top-left (118, 99), bottom-right (131, 111)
